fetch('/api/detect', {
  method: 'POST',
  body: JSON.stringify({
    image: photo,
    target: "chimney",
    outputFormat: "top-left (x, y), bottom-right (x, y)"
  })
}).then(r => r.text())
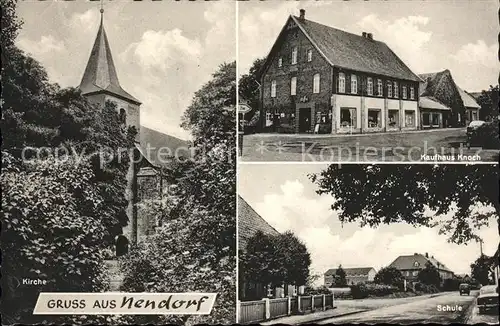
top-left (367, 33), bottom-right (373, 40)
top-left (425, 252), bottom-right (429, 258)
top-left (362, 32), bottom-right (367, 38)
top-left (299, 9), bottom-right (305, 21)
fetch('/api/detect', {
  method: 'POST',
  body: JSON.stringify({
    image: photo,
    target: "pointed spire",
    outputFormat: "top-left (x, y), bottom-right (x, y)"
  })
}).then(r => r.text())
top-left (79, 6), bottom-right (140, 104)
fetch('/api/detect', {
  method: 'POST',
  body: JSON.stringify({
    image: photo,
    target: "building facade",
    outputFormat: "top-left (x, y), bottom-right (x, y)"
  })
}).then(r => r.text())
top-left (418, 70), bottom-right (481, 128)
top-left (259, 9), bottom-right (421, 134)
top-left (324, 267), bottom-right (376, 286)
top-left (388, 252), bottom-right (454, 286)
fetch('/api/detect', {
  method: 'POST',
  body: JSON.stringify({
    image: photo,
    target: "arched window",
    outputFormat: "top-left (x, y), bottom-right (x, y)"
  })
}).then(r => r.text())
top-left (313, 73), bottom-right (320, 93)
top-left (338, 73), bottom-right (346, 93)
top-left (119, 108), bottom-right (127, 125)
top-left (115, 235), bottom-right (129, 257)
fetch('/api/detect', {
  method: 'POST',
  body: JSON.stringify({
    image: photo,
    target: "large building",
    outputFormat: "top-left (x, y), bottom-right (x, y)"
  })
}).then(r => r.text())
top-left (388, 252), bottom-right (454, 286)
top-left (324, 267), bottom-right (376, 286)
top-left (418, 70), bottom-right (481, 128)
top-left (79, 9), bottom-right (187, 251)
top-left (258, 9), bottom-right (421, 134)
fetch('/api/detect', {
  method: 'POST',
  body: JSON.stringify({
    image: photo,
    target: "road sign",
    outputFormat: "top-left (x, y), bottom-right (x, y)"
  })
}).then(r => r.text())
top-left (238, 103), bottom-right (252, 115)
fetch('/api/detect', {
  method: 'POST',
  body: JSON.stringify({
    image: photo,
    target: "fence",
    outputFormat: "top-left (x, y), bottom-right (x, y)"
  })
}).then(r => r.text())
top-left (238, 294), bottom-right (335, 324)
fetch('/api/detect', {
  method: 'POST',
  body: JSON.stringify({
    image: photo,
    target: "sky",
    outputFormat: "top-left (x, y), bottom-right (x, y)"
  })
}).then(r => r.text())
top-left (239, 164), bottom-right (499, 283)
top-left (16, 0), bottom-right (236, 140)
top-left (238, 0), bottom-right (498, 92)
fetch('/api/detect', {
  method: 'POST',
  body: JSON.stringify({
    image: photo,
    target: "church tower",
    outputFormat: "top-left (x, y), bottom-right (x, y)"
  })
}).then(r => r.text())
top-left (79, 8), bottom-right (141, 141)
top-left (79, 7), bottom-right (141, 248)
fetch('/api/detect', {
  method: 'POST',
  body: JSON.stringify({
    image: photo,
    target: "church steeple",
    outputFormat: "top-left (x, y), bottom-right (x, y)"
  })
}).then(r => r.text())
top-left (79, 7), bottom-right (140, 105)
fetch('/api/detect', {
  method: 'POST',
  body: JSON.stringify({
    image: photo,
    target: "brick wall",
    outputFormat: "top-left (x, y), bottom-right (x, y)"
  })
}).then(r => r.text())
top-left (261, 20), bottom-right (333, 131)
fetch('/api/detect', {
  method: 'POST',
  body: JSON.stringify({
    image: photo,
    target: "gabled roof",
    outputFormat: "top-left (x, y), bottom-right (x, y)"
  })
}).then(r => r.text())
top-left (458, 87), bottom-right (481, 109)
top-left (325, 267), bottom-right (375, 276)
top-left (260, 15), bottom-right (421, 82)
top-left (388, 253), bottom-right (453, 273)
top-left (79, 13), bottom-right (141, 105)
top-left (136, 126), bottom-right (191, 168)
top-left (238, 196), bottom-right (279, 251)
top-left (418, 70), bottom-right (466, 113)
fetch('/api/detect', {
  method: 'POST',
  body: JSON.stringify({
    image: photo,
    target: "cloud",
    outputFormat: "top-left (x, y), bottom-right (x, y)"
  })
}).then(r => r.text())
top-left (451, 40), bottom-right (497, 68)
top-left (238, 1), bottom-right (304, 74)
top-left (122, 29), bottom-right (202, 72)
top-left (69, 9), bottom-right (99, 34)
top-left (17, 35), bottom-right (65, 55)
top-left (253, 179), bottom-right (499, 286)
top-left (357, 14), bottom-right (433, 73)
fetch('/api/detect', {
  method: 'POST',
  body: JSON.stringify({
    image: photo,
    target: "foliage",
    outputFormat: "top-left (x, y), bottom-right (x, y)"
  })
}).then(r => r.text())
top-left (470, 120), bottom-right (500, 149)
top-left (414, 282), bottom-right (440, 294)
top-left (1, 1), bottom-right (135, 323)
top-left (277, 231), bottom-right (311, 286)
top-left (121, 62), bottom-right (237, 324)
top-left (442, 278), bottom-right (462, 291)
top-left (120, 207), bottom-right (236, 325)
top-left (374, 267), bottom-right (404, 287)
top-left (304, 285), bottom-right (332, 295)
top-left (239, 57), bottom-right (265, 115)
top-left (470, 254), bottom-right (496, 286)
top-left (335, 265), bottom-right (347, 287)
top-left (240, 231), bottom-right (311, 291)
top-left (349, 283), bottom-right (368, 299)
top-left (477, 85), bottom-right (499, 120)
top-left (310, 164), bottom-right (499, 245)
top-left (350, 282), bottom-right (399, 299)
top-left (2, 153), bottom-right (110, 324)
top-left (417, 262), bottom-right (442, 287)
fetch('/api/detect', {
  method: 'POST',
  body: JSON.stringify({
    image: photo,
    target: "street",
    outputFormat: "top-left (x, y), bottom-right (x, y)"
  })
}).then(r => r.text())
top-left (318, 291), bottom-right (485, 324)
top-left (240, 128), bottom-right (500, 162)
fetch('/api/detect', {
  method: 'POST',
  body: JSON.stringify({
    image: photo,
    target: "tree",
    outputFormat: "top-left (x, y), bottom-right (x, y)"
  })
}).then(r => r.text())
top-left (417, 262), bottom-right (441, 287)
top-left (121, 62), bottom-right (236, 324)
top-left (276, 231), bottom-right (311, 287)
top-left (238, 57), bottom-right (265, 113)
top-left (470, 254), bottom-right (495, 286)
top-left (310, 164), bottom-right (499, 245)
top-left (374, 267), bottom-right (404, 287)
top-left (477, 85), bottom-right (499, 120)
top-left (335, 265), bottom-right (347, 287)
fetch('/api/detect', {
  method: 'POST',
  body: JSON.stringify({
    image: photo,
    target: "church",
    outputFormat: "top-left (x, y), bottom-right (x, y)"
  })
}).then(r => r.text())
top-left (78, 8), bottom-right (189, 253)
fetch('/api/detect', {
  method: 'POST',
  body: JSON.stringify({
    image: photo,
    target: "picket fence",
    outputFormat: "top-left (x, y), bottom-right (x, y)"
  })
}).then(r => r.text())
top-left (238, 294), bottom-right (335, 324)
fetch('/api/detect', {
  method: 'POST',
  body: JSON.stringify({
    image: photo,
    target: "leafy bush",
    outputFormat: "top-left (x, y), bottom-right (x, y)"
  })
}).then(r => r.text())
top-left (374, 267), bottom-right (404, 287)
top-left (350, 283), bottom-right (369, 299)
top-left (349, 282), bottom-right (399, 299)
top-left (304, 285), bottom-right (332, 295)
top-left (2, 154), bottom-right (111, 323)
top-left (414, 282), bottom-right (440, 294)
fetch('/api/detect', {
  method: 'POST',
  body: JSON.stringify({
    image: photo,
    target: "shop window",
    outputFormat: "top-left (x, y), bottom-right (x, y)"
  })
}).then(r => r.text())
top-left (388, 110), bottom-right (399, 128)
top-left (340, 108), bottom-right (357, 128)
top-left (367, 109), bottom-right (382, 128)
top-left (405, 110), bottom-right (415, 127)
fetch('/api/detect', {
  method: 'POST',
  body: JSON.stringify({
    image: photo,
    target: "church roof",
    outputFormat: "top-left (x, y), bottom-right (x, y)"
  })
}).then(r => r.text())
top-left (79, 12), bottom-right (141, 105)
top-left (136, 126), bottom-right (191, 168)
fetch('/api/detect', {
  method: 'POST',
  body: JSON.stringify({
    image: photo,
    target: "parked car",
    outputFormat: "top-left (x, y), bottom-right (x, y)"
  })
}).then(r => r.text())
top-left (466, 120), bottom-right (500, 149)
top-left (477, 285), bottom-right (499, 314)
top-left (459, 283), bottom-right (471, 295)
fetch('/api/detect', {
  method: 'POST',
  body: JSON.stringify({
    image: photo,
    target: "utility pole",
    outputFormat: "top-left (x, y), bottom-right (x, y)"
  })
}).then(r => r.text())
top-left (479, 238), bottom-right (484, 256)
